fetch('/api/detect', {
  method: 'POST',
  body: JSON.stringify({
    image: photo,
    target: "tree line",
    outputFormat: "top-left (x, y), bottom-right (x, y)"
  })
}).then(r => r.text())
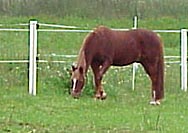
top-left (0, 0), bottom-right (188, 19)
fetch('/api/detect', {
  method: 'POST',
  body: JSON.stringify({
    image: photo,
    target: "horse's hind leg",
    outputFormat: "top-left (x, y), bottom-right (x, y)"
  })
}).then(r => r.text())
top-left (141, 59), bottom-right (164, 105)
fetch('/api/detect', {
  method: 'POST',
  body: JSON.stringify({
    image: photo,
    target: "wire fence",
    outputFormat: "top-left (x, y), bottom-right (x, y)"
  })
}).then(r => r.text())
top-left (0, 22), bottom-right (182, 64)
top-left (0, 21), bottom-right (186, 94)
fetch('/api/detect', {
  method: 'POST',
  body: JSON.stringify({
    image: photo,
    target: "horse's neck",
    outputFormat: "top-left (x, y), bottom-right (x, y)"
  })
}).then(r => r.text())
top-left (77, 50), bottom-right (87, 75)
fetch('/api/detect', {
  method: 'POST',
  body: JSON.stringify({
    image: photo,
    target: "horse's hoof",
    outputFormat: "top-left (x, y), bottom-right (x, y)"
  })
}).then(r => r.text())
top-left (94, 94), bottom-right (101, 99)
top-left (101, 92), bottom-right (107, 100)
top-left (150, 101), bottom-right (156, 105)
top-left (150, 100), bottom-right (160, 105)
top-left (155, 100), bottom-right (160, 105)
top-left (94, 92), bottom-right (107, 100)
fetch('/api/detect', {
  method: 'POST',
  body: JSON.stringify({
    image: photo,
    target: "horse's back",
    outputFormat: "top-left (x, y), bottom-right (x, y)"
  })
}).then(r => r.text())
top-left (111, 29), bottom-right (162, 65)
top-left (91, 27), bottom-right (163, 53)
top-left (131, 29), bottom-right (163, 58)
top-left (83, 26), bottom-right (163, 66)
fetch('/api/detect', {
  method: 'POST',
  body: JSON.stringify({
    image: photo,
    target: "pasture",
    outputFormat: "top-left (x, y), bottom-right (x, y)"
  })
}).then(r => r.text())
top-left (0, 16), bottom-right (188, 132)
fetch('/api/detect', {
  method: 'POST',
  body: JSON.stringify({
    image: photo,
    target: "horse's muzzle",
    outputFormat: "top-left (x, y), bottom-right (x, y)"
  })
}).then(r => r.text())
top-left (71, 91), bottom-right (80, 99)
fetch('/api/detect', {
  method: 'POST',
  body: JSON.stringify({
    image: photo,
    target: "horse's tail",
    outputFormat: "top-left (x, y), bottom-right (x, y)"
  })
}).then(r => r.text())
top-left (157, 44), bottom-right (165, 100)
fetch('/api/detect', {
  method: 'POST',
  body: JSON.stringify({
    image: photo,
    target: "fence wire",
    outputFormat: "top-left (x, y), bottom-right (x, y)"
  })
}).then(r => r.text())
top-left (0, 23), bottom-right (182, 94)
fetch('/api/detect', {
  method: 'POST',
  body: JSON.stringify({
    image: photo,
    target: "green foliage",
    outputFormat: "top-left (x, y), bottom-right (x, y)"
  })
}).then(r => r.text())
top-left (37, 63), bottom-right (71, 95)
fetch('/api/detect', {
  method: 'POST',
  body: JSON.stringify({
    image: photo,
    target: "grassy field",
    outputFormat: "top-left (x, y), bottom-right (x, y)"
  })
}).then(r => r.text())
top-left (0, 16), bottom-right (188, 132)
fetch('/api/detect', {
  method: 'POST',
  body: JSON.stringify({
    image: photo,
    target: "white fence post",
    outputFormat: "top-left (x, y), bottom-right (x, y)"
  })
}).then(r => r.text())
top-left (132, 16), bottom-right (138, 91)
top-left (181, 29), bottom-right (187, 91)
top-left (29, 20), bottom-right (38, 95)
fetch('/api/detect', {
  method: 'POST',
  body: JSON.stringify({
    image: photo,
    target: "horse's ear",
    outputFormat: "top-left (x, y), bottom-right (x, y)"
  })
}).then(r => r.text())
top-left (72, 65), bottom-right (77, 71)
top-left (79, 67), bottom-right (84, 74)
top-left (72, 62), bottom-right (78, 71)
top-left (67, 68), bottom-right (72, 75)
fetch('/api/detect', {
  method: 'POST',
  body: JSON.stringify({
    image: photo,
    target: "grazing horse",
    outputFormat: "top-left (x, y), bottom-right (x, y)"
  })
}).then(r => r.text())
top-left (70, 26), bottom-right (164, 105)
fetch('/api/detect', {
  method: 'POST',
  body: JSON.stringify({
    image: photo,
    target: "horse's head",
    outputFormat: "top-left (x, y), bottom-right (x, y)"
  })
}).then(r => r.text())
top-left (70, 65), bottom-right (85, 98)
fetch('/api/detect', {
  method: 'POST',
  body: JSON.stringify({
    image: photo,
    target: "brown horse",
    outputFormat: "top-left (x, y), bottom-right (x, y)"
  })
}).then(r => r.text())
top-left (70, 26), bottom-right (164, 105)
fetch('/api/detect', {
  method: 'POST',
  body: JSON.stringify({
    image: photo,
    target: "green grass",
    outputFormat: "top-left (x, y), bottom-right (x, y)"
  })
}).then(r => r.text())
top-left (0, 63), bottom-right (185, 132)
top-left (1, 79), bottom-right (188, 132)
top-left (0, 16), bottom-right (188, 132)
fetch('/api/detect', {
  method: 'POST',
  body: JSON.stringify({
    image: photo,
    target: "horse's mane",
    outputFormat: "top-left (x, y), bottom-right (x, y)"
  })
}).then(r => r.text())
top-left (76, 26), bottom-right (110, 70)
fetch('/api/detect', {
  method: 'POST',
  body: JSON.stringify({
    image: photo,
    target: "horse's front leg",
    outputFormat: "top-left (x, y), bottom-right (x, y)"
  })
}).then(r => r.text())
top-left (91, 63), bottom-right (106, 99)
top-left (91, 60), bottom-right (111, 100)
top-left (94, 83), bottom-right (107, 100)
